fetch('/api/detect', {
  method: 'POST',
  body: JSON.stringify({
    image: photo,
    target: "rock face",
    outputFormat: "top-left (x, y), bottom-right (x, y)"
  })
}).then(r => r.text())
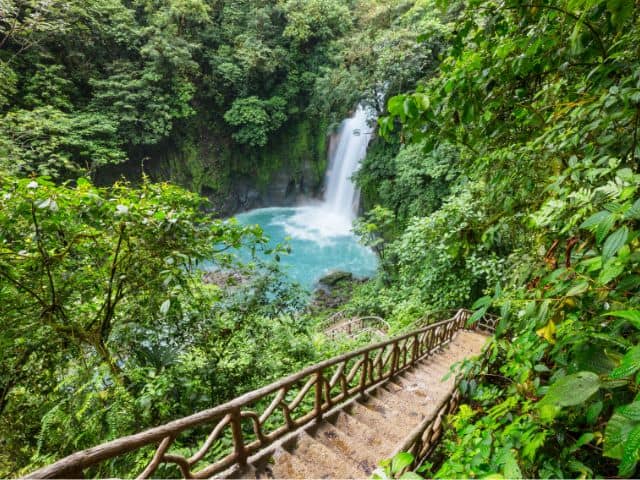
top-left (94, 117), bottom-right (329, 218)
top-left (312, 271), bottom-right (366, 311)
top-left (202, 270), bottom-right (249, 288)
top-left (214, 165), bottom-right (323, 215)
top-left (318, 270), bottom-right (354, 287)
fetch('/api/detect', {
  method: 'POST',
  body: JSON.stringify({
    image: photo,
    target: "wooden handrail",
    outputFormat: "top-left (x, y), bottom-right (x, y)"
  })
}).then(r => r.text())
top-left (27, 309), bottom-right (488, 479)
top-left (324, 315), bottom-right (389, 339)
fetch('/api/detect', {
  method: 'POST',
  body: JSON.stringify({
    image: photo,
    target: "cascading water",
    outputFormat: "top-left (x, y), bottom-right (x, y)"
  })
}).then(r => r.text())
top-left (230, 105), bottom-right (378, 289)
top-left (323, 105), bottom-right (375, 219)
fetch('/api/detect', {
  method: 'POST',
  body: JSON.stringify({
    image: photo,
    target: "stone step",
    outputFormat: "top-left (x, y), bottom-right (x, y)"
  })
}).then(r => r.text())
top-left (229, 329), bottom-right (490, 480)
top-left (331, 411), bottom-right (389, 458)
top-left (404, 359), bottom-right (452, 380)
top-left (286, 432), bottom-right (357, 479)
top-left (372, 385), bottom-right (428, 420)
top-left (311, 421), bottom-right (380, 477)
top-left (255, 447), bottom-right (305, 479)
top-left (346, 400), bottom-right (406, 442)
top-left (360, 393), bottom-right (417, 427)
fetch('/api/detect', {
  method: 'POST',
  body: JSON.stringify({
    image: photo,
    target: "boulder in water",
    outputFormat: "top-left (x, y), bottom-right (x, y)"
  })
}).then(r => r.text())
top-left (202, 270), bottom-right (248, 288)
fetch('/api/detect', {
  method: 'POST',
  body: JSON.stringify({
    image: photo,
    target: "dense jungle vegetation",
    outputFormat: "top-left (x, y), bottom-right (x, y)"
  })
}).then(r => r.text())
top-left (0, 0), bottom-right (441, 476)
top-left (352, 0), bottom-right (640, 477)
top-left (1, 0), bottom-right (640, 478)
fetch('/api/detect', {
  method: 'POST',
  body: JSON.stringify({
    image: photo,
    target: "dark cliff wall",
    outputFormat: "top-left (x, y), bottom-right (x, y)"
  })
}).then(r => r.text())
top-left (97, 116), bottom-right (329, 217)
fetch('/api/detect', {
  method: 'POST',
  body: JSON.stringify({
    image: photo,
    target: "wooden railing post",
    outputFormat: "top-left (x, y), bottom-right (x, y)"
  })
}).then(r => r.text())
top-left (230, 408), bottom-right (247, 467)
top-left (411, 333), bottom-right (419, 364)
top-left (390, 342), bottom-right (398, 376)
top-left (360, 351), bottom-right (369, 394)
top-left (314, 370), bottom-right (323, 421)
top-left (458, 309), bottom-right (467, 330)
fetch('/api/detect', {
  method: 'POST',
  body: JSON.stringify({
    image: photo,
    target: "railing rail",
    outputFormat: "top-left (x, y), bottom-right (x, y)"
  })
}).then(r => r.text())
top-left (317, 310), bottom-right (347, 331)
top-left (324, 315), bottom-right (389, 339)
top-left (27, 308), bottom-right (491, 479)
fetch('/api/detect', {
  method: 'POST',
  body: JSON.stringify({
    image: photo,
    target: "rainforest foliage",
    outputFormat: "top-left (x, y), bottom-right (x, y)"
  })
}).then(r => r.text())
top-left (0, 0), bottom-right (354, 198)
top-left (351, 0), bottom-right (640, 477)
top-left (0, 1), bottom-right (440, 476)
top-left (3, 0), bottom-right (640, 478)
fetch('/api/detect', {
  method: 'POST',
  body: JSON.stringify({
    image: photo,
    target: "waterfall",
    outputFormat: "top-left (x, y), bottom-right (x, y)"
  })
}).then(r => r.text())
top-left (264, 104), bottom-right (375, 243)
top-left (323, 105), bottom-right (375, 220)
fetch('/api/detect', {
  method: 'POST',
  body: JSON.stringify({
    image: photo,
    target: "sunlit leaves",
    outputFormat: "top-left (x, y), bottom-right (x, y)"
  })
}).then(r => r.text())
top-left (602, 227), bottom-right (629, 263)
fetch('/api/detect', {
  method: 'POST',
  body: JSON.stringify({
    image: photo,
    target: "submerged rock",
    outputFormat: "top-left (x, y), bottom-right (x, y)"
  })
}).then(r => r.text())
top-left (312, 271), bottom-right (367, 311)
top-left (202, 270), bottom-right (249, 288)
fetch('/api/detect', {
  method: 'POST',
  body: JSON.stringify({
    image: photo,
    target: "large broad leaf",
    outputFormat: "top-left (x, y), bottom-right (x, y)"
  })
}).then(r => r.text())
top-left (391, 452), bottom-right (414, 474)
top-left (624, 198), bottom-right (640, 220)
top-left (619, 424), bottom-right (640, 477)
top-left (618, 402), bottom-right (640, 421)
top-left (596, 214), bottom-right (617, 244)
top-left (580, 210), bottom-right (612, 229)
top-left (611, 346), bottom-right (640, 379)
top-left (502, 450), bottom-right (523, 479)
top-left (602, 227), bottom-right (629, 263)
top-left (538, 371), bottom-right (601, 409)
top-left (387, 95), bottom-right (406, 117)
top-left (472, 295), bottom-right (492, 309)
top-left (598, 259), bottom-right (625, 285)
top-left (605, 412), bottom-right (638, 459)
top-left (467, 306), bottom-right (488, 326)
top-left (606, 311), bottom-right (640, 329)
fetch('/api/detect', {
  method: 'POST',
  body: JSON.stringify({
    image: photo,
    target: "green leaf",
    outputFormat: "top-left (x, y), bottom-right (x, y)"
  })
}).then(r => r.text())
top-left (403, 98), bottom-right (419, 118)
top-left (462, 101), bottom-right (476, 123)
top-left (618, 402), bottom-right (640, 421)
top-left (624, 198), bottom-right (640, 220)
top-left (596, 213), bottom-right (617, 244)
top-left (602, 227), bottom-right (629, 263)
top-left (607, 0), bottom-right (634, 29)
top-left (388, 95), bottom-right (405, 116)
top-left (580, 210), bottom-right (612, 229)
top-left (571, 432), bottom-right (596, 453)
top-left (467, 307), bottom-right (488, 325)
top-left (611, 346), bottom-right (640, 379)
top-left (413, 93), bottom-right (430, 111)
top-left (391, 452), bottom-right (414, 473)
top-left (605, 412), bottom-right (638, 459)
top-left (502, 450), bottom-right (522, 479)
top-left (565, 281), bottom-right (589, 296)
top-left (538, 371), bottom-right (601, 409)
top-left (160, 299), bottom-right (171, 315)
top-left (399, 473), bottom-right (424, 480)
top-left (619, 424), bottom-right (640, 477)
top-left (472, 296), bottom-right (492, 309)
top-left (598, 259), bottom-right (625, 285)
top-left (606, 311), bottom-right (640, 329)
top-left (586, 401), bottom-right (603, 424)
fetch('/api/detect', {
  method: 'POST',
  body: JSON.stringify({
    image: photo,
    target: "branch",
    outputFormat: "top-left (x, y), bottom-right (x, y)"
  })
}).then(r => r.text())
top-left (507, 3), bottom-right (608, 59)
top-left (31, 203), bottom-right (57, 308)
top-left (100, 223), bottom-right (125, 340)
top-left (0, 264), bottom-right (47, 307)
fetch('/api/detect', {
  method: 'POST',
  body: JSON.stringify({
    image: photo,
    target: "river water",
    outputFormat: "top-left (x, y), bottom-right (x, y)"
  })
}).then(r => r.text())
top-left (233, 106), bottom-right (378, 290)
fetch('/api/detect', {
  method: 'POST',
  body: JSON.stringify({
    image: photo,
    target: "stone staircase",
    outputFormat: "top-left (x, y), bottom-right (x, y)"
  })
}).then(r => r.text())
top-left (225, 330), bottom-right (487, 479)
top-left (28, 311), bottom-right (493, 480)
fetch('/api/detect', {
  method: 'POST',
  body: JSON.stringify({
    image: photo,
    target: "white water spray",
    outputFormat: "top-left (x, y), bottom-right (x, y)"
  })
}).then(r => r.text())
top-left (228, 105), bottom-right (379, 287)
top-left (323, 105), bottom-right (375, 220)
